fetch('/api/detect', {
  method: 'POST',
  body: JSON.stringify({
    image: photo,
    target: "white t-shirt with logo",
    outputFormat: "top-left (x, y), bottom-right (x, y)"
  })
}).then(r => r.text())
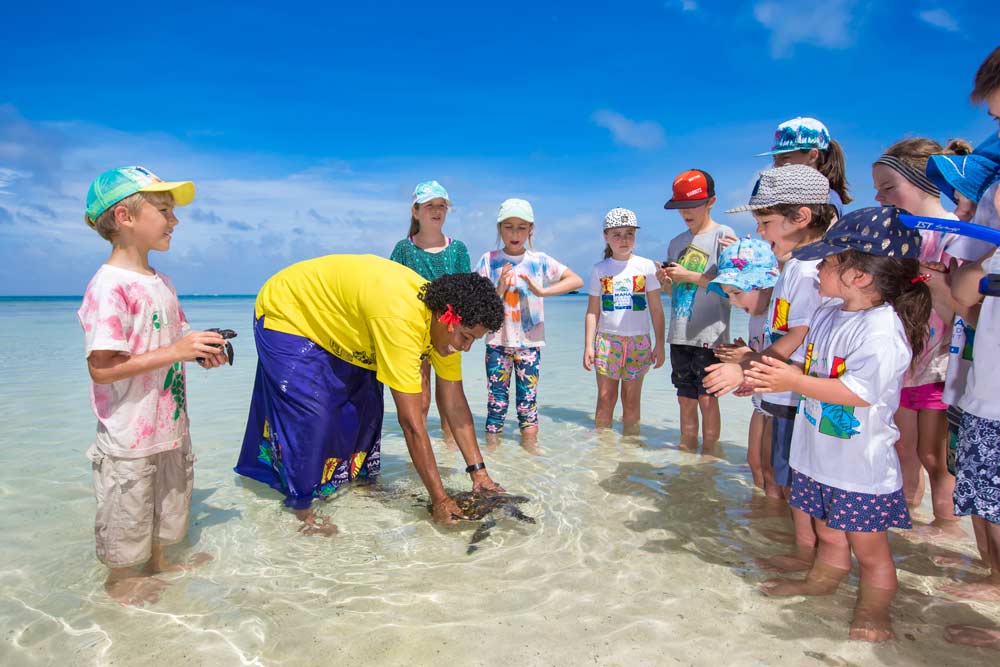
top-left (588, 255), bottom-right (661, 336)
top-left (78, 265), bottom-right (191, 458)
top-left (959, 249), bottom-right (1000, 421)
top-left (791, 303), bottom-right (911, 495)
top-left (762, 258), bottom-right (825, 407)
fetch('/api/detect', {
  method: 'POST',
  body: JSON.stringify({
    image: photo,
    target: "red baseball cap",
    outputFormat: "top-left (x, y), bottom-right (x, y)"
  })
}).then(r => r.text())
top-left (664, 169), bottom-right (716, 209)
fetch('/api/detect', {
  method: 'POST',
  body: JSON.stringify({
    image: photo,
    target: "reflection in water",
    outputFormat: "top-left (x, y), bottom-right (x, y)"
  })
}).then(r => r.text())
top-left (1, 297), bottom-right (997, 664)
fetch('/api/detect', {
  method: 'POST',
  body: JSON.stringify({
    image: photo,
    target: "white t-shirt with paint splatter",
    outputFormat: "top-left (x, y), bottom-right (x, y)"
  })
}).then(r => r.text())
top-left (78, 265), bottom-right (191, 458)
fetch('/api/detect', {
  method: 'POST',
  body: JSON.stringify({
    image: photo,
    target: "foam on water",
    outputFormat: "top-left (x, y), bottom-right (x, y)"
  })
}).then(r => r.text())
top-left (0, 296), bottom-right (996, 665)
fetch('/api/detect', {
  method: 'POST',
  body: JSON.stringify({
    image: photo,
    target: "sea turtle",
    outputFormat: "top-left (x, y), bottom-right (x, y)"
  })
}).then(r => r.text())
top-left (196, 328), bottom-right (237, 365)
top-left (429, 491), bottom-right (536, 554)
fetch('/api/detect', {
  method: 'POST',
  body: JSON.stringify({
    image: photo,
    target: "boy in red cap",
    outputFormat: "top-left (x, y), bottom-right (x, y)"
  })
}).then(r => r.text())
top-left (657, 169), bottom-right (737, 452)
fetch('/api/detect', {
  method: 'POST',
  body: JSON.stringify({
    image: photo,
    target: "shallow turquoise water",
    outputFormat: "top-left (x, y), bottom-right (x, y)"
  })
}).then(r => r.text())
top-left (0, 295), bottom-right (995, 666)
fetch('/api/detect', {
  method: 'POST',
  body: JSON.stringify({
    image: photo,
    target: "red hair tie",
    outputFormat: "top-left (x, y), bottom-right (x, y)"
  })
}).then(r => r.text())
top-left (911, 274), bottom-right (931, 284)
top-left (438, 304), bottom-right (462, 331)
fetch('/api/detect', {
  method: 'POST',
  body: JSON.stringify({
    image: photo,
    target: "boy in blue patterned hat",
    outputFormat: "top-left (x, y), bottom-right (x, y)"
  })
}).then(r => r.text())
top-left (708, 238), bottom-right (781, 497)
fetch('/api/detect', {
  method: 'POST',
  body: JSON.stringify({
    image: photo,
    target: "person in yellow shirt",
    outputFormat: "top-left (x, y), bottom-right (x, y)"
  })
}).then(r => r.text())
top-left (235, 255), bottom-right (505, 533)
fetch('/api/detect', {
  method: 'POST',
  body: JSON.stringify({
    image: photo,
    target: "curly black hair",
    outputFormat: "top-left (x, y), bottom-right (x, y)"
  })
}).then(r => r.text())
top-left (419, 272), bottom-right (504, 332)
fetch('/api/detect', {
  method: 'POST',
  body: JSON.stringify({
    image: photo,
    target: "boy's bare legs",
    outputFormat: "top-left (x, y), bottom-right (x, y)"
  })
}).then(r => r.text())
top-left (941, 518), bottom-right (1000, 600)
top-left (698, 394), bottom-right (720, 453)
top-left (677, 396), bottom-right (700, 451)
top-left (145, 543), bottom-right (213, 574)
top-left (621, 377), bottom-right (643, 436)
top-left (520, 425), bottom-right (539, 455)
top-left (847, 532), bottom-right (898, 642)
top-left (595, 374), bottom-right (618, 429)
top-left (105, 566), bottom-right (168, 606)
top-left (760, 518), bottom-right (849, 597)
top-left (915, 409), bottom-right (961, 534)
top-left (945, 526), bottom-right (1000, 642)
top-left (757, 506), bottom-right (817, 572)
top-left (747, 411), bottom-right (765, 489)
top-left (760, 417), bottom-right (783, 499)
top-left (894, 406), bottom-right (926, 508)
top-left (294, 507), bottom-right (338, 537)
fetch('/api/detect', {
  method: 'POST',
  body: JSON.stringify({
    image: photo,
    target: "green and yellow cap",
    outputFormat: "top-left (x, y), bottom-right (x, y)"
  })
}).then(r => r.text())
top-left (85, 166), bottom-right (195, 226)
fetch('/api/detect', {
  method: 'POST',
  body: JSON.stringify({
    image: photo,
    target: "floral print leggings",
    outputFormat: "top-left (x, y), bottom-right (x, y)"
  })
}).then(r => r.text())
top-left (485, 345), bottom-right (541, 433)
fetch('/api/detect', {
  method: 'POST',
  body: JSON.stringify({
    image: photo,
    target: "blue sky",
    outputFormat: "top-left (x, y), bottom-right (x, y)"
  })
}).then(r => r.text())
top-left (1, 1), bottom-right (999, 295)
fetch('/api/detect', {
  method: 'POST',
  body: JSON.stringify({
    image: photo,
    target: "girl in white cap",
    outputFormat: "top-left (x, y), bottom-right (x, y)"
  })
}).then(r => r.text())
top-left (390, 180), bottom-right (471, 442)
top-left (474, 199), bottom-right (583, 448)
top-left (583, 208), bottom-right (665, 436)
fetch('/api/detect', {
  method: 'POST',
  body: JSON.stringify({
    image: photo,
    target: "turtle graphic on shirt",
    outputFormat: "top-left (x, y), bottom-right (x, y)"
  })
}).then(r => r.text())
top-left (801, 345), bottom-right (861, 439)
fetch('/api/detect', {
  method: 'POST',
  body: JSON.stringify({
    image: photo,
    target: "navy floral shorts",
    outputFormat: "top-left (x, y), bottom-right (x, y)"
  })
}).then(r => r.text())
top-left (789, 469), bottom-right (912, 533)
top-left (954, 411), bottom-right (1000, 525)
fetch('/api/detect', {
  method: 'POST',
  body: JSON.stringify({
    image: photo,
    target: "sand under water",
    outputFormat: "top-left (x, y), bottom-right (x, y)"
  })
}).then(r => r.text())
top-left (1, 295), bottom-right (997, 665)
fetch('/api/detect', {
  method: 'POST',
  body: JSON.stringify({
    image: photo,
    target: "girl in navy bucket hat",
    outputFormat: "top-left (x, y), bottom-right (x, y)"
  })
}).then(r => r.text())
top-left (745, 206), bottom-right (932, 643)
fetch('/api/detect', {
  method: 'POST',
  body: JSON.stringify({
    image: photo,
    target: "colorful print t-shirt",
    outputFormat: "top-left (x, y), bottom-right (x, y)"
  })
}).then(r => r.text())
top-left (587, 255), bottom-right (661, 336)
top-left (665, 223), bottom-right (735, 348)
top-left (475, 249), bottom-right (569, 348)
top-left (790, 303), bottom-right (911, 495)
top-left (389, 237), bottom-right (471, 281)
top-left (255, 254), bottom-right (461, 394)
top-left (762, 257), bottom-right (825, 408)
top-left (78, 264), bottom-right (190, 459)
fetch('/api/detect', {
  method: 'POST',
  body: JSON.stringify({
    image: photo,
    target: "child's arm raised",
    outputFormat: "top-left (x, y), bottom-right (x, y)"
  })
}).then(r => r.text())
top-left (951, 249), bottom-right (992, 309)
top-left (745, 356), bottom-right (870, 407)
top-left (87, 330), bottom-right (227, 384)
top-left (583, 296), bottom-right (600, 370)
top-left (647, 287), bottom-right (666, 369)
top-left (521, 267), bottom-right (584, 297)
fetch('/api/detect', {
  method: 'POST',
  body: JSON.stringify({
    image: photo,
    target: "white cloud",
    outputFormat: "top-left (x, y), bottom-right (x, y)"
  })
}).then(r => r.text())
top-left (917, 8), bottom-right (959, 32)
top-left (665, 0), bottom-right (698, 11)
top-left (591, 110), bottom-right (666, 150)
top-left (753, 0), bottom-right (859, 58)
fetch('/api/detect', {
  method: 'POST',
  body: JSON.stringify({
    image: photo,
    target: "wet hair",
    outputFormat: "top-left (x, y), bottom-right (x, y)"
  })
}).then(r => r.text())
top-left (881, 137), bottom-right (972, 173)
top-left (834, 250), bottom-right (932, 362)
top-left (753, 203), bottom-right (838, 233)
top-left (419, 272), bottom-right (504, 332)
top-left (971, 46), bottom-right (1000, 103)
top-left (85, 191), bottom-right (175, 242)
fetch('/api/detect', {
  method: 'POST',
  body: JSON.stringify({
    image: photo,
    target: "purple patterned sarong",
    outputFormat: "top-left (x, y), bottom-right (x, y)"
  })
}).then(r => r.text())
top-left (235, 317), bottom-right (383, 510)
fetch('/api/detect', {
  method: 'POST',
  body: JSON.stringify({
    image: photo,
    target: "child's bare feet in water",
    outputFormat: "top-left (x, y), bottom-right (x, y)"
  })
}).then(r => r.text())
top-left (849, 586), bottom-right (896, 643)
top-left (105, 569), bottom-right (169, 606)
top-left (939, 574), bottom-right (1000, 601)
top-left (145, 550), bottom-right (214, 575)
top-left (759, 561), bottom-right (848, 597)
top-left (295, 508), bottom-right (338, 537)
top-left (485, 432), bottom-right (502, 453)
top-left (755, 545), bottom-right (815, 572)
top-left (930, 554), bottom-right (988, 570)
top-left (520, 430), bottom-right (540, 456)
top-left (944, 624), bottom-right (1000, 649)
top-left (910, 518), bottom-right (967, 541)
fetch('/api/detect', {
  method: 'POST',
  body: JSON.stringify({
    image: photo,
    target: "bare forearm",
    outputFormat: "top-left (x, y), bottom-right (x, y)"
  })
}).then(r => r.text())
top-left (545, 273), bottom-right (584, 296)
top-left (89, 346), bottom-right (180, 384)
top-left (791, 376), bottom-right (869, 407)
top-left (436, 379), bottom-right (484, 468)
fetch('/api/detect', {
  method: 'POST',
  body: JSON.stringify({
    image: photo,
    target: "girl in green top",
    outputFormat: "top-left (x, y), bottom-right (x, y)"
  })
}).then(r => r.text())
top-left (390, 180), bottom-right (471, 441)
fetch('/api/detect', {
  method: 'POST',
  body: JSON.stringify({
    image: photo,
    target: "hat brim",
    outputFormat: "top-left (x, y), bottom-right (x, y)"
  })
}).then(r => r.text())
top-left (140, 180), bottom-right (196, 207)
top-left (664, 198), bottom-right (711, 210)
top-left (792, 240), bottom-right (845, 261)
top-left (724, 203), bottom-right (769, 214)
top-left (755, 147), bottom-right (800, 157)
top-left (708, 268), bottom-right (779, 297)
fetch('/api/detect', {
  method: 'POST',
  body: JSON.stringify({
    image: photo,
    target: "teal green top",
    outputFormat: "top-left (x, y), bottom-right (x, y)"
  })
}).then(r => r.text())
top-left (389, 237), bottom-right (471, 281)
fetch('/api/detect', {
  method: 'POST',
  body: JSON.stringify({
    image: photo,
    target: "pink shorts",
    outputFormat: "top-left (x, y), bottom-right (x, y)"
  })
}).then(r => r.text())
top-left (899, 382), bottom-right (947, 411)
top-left (594, 332), bottom-right (652, 382)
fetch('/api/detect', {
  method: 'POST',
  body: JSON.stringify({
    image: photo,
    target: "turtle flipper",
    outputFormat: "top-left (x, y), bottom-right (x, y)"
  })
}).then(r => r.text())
top-left (505, 506), bottom-right (537, 524)
top-left (467, 519), bottom-right (496, 554)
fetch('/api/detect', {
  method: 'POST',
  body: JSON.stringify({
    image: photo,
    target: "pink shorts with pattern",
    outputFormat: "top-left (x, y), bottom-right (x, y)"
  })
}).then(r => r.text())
top-left (594, 332), bottom-right (652, 382)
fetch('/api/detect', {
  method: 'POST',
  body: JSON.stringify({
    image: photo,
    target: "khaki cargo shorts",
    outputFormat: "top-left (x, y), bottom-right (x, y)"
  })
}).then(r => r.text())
top-left (86, 438), bottom-right (195, 568)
